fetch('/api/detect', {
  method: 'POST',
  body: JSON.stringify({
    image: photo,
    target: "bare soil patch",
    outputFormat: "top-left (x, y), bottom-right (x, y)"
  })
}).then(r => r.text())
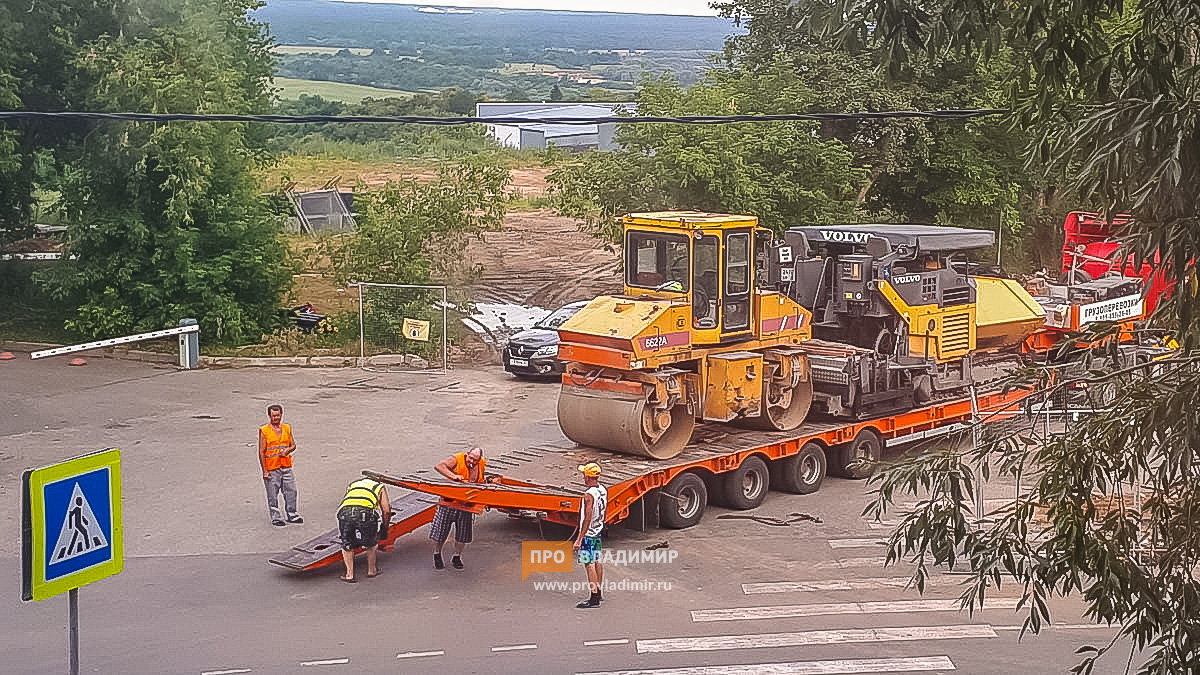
top-left (286, 167), bottom-right (621, 366)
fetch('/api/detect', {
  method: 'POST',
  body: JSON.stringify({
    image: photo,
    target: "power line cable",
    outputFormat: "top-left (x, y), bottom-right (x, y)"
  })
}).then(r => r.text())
top-left (0, 109), bottom-right (1006, 126)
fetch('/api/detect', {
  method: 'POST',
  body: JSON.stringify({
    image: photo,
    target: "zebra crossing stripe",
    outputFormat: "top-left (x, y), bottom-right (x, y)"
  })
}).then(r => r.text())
top-left (742, 577), bottom-right (913, 594)
top-left (828, 539), bottom-right (887, 549)
top-left (810, 557), bottom-right (887, 570)
top-left (576, 655), bottom-right (955, 674)
top-left (636, 624), bottom-right (995, 654)
top-left (692, 597), bottom-right (1021, 622)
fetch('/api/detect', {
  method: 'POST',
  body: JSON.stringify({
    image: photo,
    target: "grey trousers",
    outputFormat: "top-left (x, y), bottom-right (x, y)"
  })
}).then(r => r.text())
top-left (265, 467), bottom-right (299, 521)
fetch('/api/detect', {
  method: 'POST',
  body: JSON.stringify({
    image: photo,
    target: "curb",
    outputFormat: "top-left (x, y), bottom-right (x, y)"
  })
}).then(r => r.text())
top-left (1, 341), bottom-right (431, 369)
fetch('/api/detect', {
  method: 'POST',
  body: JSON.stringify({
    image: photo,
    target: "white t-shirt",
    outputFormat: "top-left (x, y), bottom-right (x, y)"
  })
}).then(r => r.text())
top-left (580, 484), bottom-right (608, 537)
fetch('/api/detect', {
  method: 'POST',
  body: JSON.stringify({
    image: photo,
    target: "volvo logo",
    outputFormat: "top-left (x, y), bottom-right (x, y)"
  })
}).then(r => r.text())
top-left (820, 230), bottom-right (871, 244)
top-left (893, 274), bottom-right (920, 285)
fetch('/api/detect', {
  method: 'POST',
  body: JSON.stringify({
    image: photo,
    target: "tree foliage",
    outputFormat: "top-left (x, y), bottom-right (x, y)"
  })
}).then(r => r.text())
top-left (823, 1), bottom-right (1200, 671)
top-left (328, 159), bottom-right (509, 299)
top-left (714, 0), bottom-right (1067, 270)
top-left (33, 0), bottom-right (292, 343)
top-left (547, 70), bottom-right (863, 242)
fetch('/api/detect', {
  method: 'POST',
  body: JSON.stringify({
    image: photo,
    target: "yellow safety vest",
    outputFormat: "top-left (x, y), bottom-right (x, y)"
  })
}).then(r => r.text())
top-left (340, 479), bottom-right (383, 510)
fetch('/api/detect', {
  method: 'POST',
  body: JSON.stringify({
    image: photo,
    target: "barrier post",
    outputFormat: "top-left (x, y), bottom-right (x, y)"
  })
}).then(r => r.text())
top-left (178, 318), bottom-right (199, 369)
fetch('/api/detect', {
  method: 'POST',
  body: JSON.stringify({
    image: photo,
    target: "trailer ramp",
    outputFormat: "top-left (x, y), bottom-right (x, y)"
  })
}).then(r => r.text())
top-left (268, 489), bottom-right (438, 571)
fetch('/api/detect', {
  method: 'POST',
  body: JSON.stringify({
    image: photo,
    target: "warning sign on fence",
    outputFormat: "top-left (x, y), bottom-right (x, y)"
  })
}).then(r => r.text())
top-left (402, 318), bottom-right (430, 341)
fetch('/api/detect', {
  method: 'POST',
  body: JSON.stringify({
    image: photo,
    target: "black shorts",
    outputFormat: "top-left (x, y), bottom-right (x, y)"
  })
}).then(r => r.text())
top-left (338, 505), bottom-right (380, 551)
top-left (429, 505), bottom-right (474, 544)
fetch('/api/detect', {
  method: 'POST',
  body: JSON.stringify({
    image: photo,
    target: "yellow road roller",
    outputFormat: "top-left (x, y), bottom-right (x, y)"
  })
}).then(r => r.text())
top-left (555, 211), bottom-right (815, 459)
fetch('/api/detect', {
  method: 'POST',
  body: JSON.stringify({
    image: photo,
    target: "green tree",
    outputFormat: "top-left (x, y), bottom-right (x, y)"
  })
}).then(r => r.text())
top-left (37, 0), bottom-right (292, 343)
top-left (713, 0), bottom-right (1065, 268)
top-left (821, 2), bottom-right (1200, 672)
top-left (329, 158), bottom-right (509, 293)
top-left (549, 82), bottom-right (564, 102)
top-left (548, 71), bottom-right (863, 242)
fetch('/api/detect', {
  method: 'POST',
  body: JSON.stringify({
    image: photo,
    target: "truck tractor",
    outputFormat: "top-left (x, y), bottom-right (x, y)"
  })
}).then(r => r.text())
top-left (555, 212), bottom-right (815, 459)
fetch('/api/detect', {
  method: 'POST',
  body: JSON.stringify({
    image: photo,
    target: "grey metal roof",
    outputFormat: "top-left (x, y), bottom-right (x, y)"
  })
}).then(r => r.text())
top-left (788, 224), bottom-right (995, 252)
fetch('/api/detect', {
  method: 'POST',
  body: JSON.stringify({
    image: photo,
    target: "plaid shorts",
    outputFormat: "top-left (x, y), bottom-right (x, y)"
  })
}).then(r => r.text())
top-left (338, 505), bottom-right (380, 551)
top-left (429, 505), bottom-right (474, 544)
top-left (577, 535), bottom-right (602, 565)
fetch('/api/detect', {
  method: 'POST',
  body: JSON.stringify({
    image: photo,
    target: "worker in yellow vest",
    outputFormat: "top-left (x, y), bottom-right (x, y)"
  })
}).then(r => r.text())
top-left (337, 477), bottom-right (391, 583)
top-left (430, 446), bottom-right (499, 570)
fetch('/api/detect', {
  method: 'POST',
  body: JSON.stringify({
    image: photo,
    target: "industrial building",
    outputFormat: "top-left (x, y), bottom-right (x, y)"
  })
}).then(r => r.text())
top-left (476, 102), bottom-right (637, 152)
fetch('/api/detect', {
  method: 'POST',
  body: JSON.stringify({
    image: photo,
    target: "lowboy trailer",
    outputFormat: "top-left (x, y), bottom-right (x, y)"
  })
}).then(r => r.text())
top-left (270, 386), bottom-right (1031, 572)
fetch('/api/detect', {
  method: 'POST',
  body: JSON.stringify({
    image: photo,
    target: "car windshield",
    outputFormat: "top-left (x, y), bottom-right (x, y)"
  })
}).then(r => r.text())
top-left (535, 304), bottom-right (583, 329)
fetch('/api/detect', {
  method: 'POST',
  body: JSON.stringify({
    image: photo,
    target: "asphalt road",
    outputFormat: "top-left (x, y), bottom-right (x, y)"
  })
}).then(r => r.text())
top-left (0, 354), bottom-right (1135, 674)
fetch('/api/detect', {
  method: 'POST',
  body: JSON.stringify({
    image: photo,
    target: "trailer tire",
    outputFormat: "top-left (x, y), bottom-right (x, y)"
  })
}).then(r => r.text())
top-left (659, 472), bottom-right (708, 529)
top-left (771, 442), bottom-right (826, 494)
top-left (719, 456), bottom-right (770, 510)
top-left (832, 428), bottom-right (883, 479)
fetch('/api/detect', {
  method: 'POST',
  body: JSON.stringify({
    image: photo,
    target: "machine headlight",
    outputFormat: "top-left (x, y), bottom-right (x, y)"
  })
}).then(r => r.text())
top-left (534, 345), bottom-right (559, 356)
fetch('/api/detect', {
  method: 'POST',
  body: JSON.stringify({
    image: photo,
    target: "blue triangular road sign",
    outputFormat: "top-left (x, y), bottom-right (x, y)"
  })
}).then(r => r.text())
top-left (49, 482), bottom-right (109, 564)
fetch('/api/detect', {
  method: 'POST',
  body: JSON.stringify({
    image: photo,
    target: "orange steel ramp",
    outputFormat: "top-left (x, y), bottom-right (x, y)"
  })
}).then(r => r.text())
top-left (268, 489), bottom-right (438, 571)
top-left (366, 472), bottom-right (585, 514)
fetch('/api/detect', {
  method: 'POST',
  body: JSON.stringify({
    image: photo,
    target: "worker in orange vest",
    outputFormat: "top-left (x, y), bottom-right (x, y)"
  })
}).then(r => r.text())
top-left (259, 404), bottom-right (301, 526)
top-left (430, 446), bottom-right (499, 569)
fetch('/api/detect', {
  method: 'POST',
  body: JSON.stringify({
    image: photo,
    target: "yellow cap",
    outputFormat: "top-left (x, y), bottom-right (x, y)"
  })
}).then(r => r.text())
top-left (578, 462), bottom-right (602, 477)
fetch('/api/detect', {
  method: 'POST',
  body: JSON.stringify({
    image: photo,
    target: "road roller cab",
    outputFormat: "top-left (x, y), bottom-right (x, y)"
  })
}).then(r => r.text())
top-left (556, 211), bottom-right (815, 459)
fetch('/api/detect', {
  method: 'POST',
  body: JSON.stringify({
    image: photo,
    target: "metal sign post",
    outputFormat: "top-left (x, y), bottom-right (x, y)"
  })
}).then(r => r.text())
top-left (22, 448), bottom-right (124, 675)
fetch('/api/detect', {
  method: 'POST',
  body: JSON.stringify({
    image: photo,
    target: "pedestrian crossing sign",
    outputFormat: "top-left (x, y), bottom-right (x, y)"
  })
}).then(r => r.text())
top-left (22, 448), bottom-right (123, 601)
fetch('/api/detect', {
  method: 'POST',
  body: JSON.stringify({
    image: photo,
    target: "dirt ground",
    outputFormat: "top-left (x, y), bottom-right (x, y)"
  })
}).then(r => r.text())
top-left (290, 167), bottom-right (622, 364)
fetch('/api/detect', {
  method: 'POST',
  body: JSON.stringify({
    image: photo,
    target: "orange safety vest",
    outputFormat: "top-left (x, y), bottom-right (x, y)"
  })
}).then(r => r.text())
top-left (260, 423), bottom-right (294, 471)
top-left (439, 452), bottom-right (487, 513)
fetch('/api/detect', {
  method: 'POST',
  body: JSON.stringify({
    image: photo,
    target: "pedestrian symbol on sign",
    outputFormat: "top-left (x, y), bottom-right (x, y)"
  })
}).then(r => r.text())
top-left (49, 483), bottom-right (109, 564)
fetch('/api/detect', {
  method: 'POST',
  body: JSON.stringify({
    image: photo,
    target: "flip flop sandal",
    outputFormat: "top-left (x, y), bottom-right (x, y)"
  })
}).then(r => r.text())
top-left (339, 575), bottom-right (357, 583)
top-left (367, 570), bottom-right (382, 578)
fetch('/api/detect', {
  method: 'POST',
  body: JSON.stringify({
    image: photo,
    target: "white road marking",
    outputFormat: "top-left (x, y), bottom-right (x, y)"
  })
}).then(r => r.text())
top-left (994, 624), bottom-right (1115, 631)
top-left (201, 670), bottom-right (252, 675)
top-left (492, 643), bottom-right (538, 652)
top-left (300, 658), bottom-right (350, 666)
top-left (810, 557), bottom-right (887, 570)
top-left (829, 538), bottom-right (887, 549)
top-left (584, 638), bottom-right (630, 646)
top-left (692, 597), bottom-right (1021, 622)
top-left (577, 655), bottom-right (955, 674)
top-left (636, 624), bottom-right (996, 654)
top-left (396, 650), bottom-right (445, 659)
top-left (743, 577), bottom-right (913, 594)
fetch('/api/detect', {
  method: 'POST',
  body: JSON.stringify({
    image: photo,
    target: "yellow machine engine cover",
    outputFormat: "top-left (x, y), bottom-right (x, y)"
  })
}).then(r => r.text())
top-left (974, 277), bottom-right (1046, 351)
top-left (703, 351), bottom-right (764, 421)
top-left (559, 295), bottom-right (694, 362)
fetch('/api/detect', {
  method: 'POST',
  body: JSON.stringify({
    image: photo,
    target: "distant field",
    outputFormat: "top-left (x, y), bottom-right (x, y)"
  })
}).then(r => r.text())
top-left (272, 77), bottom-right (415, 103)
top-left (497, 63), bottom-right (564, 75)
top-left (273, 45), bottom-right (372, 56)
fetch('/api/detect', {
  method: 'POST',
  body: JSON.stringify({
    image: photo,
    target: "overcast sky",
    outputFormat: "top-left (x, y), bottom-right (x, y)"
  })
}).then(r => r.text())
top-left (336, 0), bottom-right (720, 17)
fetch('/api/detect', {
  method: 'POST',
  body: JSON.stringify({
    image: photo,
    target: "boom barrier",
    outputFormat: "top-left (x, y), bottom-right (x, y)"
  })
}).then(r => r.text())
top-left (30, 323), bottom-right (200, 368)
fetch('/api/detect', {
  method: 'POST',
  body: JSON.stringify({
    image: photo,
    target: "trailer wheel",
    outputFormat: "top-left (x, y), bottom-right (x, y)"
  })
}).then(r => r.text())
top-left (771, 442), bottom-right (826, 494)
top-left (659, 472), bottom-right (708, 529)
top-left (719, 456), bottom-right (770, 510)
top-left (832, 428), bottom-right (883, 479)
